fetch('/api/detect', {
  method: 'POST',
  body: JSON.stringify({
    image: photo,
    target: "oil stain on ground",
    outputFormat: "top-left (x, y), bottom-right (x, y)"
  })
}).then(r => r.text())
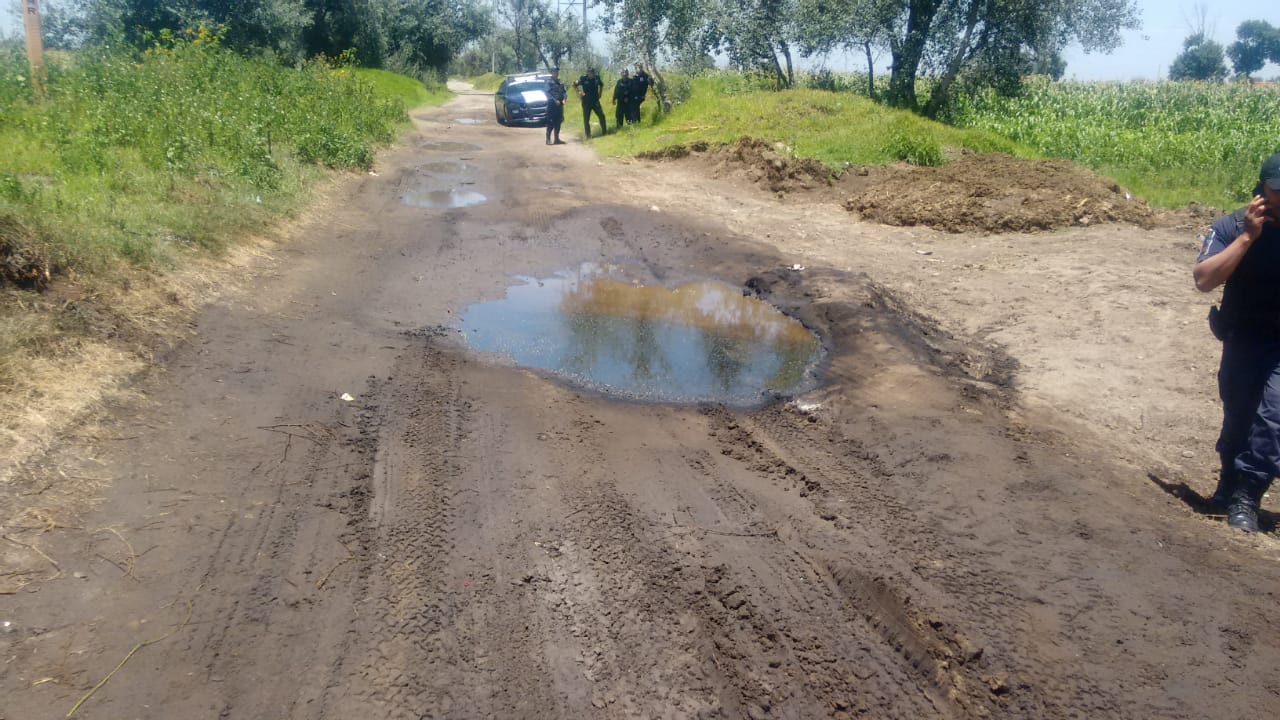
top-left (458, 264), bottom-right (822, 407)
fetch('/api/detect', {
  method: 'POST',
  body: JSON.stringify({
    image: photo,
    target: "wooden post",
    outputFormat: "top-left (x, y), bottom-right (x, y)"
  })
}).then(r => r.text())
top-left (22, 0), bottom-right (45, 97)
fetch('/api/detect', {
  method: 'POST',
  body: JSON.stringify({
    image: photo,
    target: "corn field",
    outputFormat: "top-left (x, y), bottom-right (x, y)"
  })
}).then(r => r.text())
top-left (948, 76), bottom-right (1280, 206)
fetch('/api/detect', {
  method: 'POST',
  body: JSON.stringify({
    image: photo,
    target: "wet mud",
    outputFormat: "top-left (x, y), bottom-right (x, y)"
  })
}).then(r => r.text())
top-left (4, 84), bottom-right (1280, 720)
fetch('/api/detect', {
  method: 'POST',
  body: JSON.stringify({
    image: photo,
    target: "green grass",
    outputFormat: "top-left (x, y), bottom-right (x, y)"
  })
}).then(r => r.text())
top-left (0, 40), bottom-right (444, 283)
top-left (947, 76), bottom-right (1280, 208)
top-left (590, 74), bottom-right (1032, 170)
top-left (467, 72), bottom-right (505, 91)
top-left (355, 68), bottom-right (450, 111)
top-left (591, 70), bottom-right (1280, 209)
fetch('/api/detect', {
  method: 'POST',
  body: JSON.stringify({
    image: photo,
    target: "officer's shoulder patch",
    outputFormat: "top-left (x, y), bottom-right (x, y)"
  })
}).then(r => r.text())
top-left (1198, 228), bottom-right (1216, 260)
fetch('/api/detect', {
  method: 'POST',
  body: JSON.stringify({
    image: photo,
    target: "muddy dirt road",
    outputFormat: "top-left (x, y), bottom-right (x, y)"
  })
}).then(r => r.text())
top-left (3, 86), bottom-right (1280, 719)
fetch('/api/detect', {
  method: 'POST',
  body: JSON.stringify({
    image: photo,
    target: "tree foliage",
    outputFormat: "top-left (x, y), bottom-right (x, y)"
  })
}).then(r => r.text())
top-left (705, 0), bottom-right (798, 88)
top-left (879, 0), bottom-right (1140, 116)
top-left (35, 0), bottom-right (489, 77)
top-left (528, 2), bottom-right (589, 71)
top-left (1228, 20), bottom-right (1280, 80)
top-left (1169, 32), bottom-right (1228, 82)
top-left (595, 0), bottom-right (1137, 115)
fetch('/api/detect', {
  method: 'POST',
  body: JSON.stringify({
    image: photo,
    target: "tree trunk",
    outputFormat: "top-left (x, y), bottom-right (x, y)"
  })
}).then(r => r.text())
top-left (780, 40), bottom-right (794, 88)
top-left (922, 0), bottom-right (983, 118)
top-left (864, 40), bottom-right (876, 100)
top-left (643, 60), bottom-right (672, 113)
top-left (888, 0), bottom-right (942, 109)
top-left (769, 50), bottom-right (787, 89)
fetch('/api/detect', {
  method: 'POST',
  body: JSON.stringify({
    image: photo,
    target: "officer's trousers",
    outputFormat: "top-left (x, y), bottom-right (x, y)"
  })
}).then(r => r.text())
top-left (581, 99), bottom-right (606, 136)
top-left (545, 102), bottom-right (563, 142)
top-left (1218, 336), bottom-right (1280, 495)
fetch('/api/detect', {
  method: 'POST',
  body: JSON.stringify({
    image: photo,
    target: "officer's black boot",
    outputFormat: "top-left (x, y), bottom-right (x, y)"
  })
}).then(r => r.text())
top-left (1226, 477), bottom-right (1264, 532)
top-left (1210, 464), bottom-right (1240, 508)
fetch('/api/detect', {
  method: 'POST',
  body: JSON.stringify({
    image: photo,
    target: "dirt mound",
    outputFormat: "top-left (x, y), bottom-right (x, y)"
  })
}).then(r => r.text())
top-left (641, 139), bottom-right (1156, 234)
top-left (845, 154), bottom-right (1156, 233)
top-left (642, 137), bottom-right (835, 194)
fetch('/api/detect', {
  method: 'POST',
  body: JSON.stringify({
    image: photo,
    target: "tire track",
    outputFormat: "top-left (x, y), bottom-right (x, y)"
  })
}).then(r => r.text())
top-left (329, 346), bottom-right (469, 719)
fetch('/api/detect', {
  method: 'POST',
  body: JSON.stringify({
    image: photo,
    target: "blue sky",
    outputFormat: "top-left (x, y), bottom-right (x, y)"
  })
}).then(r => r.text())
top-left (1062, 1), bottom-right (1279, 80)
top-left (2, 1), bottom-right (1277, 81)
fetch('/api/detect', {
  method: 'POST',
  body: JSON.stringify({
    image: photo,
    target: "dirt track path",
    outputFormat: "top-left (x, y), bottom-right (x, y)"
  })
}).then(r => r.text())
top-left (3, 86), bottom-right (1280, 720)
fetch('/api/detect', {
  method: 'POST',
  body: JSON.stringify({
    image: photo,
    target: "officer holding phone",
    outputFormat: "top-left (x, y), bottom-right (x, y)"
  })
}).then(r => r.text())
top-left (1194, 152), bottom-right (1280, 531)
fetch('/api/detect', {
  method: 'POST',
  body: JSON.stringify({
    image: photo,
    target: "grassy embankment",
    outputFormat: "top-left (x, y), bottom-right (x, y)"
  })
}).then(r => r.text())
top-left (468, 72), bottom-right (505, 92)
top-left (590, 71), bottom-right (1279, 209)
top-left (0, 37), bottom-right (444, 465)
top-left (590, 73), bottom-right (1033, 173)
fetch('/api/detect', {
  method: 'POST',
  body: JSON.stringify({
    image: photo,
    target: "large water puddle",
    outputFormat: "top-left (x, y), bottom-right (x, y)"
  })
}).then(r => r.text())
top-left (458, 264), bottom-right (822, 407)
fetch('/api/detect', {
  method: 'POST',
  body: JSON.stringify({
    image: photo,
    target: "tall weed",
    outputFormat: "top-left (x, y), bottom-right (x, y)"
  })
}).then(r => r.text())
top-left (0, 34), bottom-right (412, 280)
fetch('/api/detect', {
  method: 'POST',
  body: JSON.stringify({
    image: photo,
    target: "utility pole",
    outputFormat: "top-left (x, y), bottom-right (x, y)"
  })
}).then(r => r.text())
top-left (22, 0), bottom-right (45, 97)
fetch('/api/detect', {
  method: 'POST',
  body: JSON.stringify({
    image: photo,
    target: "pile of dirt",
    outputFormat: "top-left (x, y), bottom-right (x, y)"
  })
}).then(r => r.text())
top-left (845, 154), bottom-right (1156, 233)
top-left (640, 139), bottom-right (1158, 234)
top-left (641, 137), bottom-right (836, 194)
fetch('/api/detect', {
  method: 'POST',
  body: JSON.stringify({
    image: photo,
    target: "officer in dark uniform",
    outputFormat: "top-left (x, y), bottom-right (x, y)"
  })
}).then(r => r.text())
top-left (1194, 152), bottom-right (1280, 532)
top-left (572, 67), bottom-right (607, 138)
top-left (630, 66), bottom-right (654, 123)
top-left (612, 69), bottom-right (631, 128)
top-left (544, 66), bottom-right (567, 145)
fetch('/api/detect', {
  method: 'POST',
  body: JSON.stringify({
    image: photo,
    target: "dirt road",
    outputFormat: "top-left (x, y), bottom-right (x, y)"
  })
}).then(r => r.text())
top-left (3, 85), bottom-right (1279, 719)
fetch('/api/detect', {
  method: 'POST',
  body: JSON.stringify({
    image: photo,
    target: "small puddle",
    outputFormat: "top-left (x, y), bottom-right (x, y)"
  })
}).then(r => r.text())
top-left (453, 118), bottom-right (485, 125)
top-left (420, 141), bottom-right (481, 152)
top-left (401, 189), bottom-right (487, 209)
top-left (458, 265), bottom-right (822, 407)
top-left (420, 161), bottom-right (477, 174)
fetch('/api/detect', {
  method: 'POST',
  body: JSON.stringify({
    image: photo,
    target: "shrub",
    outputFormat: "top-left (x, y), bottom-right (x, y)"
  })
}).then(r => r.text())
top-left (885, 129), bottom-right (945, 166)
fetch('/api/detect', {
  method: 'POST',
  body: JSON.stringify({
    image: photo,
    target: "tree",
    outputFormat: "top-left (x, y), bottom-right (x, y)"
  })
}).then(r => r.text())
top-left (1228, 20), bottom-right (1280, 80)
top-left (596, 0), bottom-right (710, 110)
top-left (528, 2), bottom-right (588, 71)
top-left (498, 0), bottom-right (540, 72)
top-left (707, 0), bottom-right (799, 88)
top-left (794, 0), bottom-right (897, 98)
top-left (877, 0), bottom-right (1140, 116)
top-left (1169, 32), bottom-right (1228, 82)
top-left (380, 0), bottom-right (491, 78)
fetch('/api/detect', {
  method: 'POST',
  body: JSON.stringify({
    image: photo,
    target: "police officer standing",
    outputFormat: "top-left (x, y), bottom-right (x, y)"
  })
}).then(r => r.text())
top-left (544, 66), bottom-right (567, 145)
top-left (573, 67), bottom-right (607, 139)
top-left (612, 68), bottom-right (631, 128)
top-left (1193, 152), bottom-right (1280, 532)
top-left (630, 65), bottom-right (654, 123)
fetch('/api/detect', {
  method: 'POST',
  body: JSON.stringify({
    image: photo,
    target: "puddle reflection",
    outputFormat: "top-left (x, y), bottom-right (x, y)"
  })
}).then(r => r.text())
top-left (401, 189), bottom-right (487, 208)
top-left (458, 265), bottom-right (821, 406)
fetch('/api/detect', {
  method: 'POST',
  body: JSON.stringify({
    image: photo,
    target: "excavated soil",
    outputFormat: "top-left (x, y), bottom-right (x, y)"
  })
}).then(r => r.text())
top-left (646, 137), bottom-right (1158, 233)
top-left (2, 87), bottom-right (1279, 720)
